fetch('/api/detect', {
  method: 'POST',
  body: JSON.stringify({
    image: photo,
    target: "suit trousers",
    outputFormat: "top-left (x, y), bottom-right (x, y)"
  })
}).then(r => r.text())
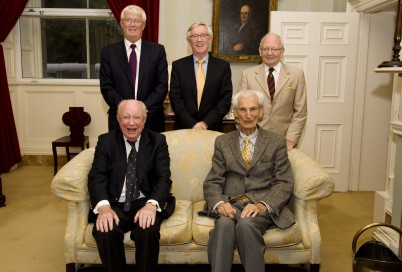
top-left (207, 202), bottom-right (274, 272)
top-left (92, 198), bottom-right (163, 272)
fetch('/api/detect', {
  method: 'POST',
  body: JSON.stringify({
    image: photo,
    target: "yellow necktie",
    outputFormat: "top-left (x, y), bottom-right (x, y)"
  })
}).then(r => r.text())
top-left (242, 137), bottom-right (251, 168)
top-left (196, 59), bottom-right (205, 109)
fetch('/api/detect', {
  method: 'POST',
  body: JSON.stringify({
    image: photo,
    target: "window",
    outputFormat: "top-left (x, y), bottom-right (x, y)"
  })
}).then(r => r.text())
top-left (20, 0), bottom-right (123, 79)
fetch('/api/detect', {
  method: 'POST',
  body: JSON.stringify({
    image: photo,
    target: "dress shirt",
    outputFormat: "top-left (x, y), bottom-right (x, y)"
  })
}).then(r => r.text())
top-left (124, 38), bottom-right (142, 99)
top-left (193, 55), bottom-right (209, 78)
top-left (264, 62), bottom-right (281, 96)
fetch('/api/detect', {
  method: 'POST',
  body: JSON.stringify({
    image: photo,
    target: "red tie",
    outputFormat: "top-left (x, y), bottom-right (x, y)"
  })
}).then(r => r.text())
top-left (129, 44), bottom-right (137, 95)
top-left (268, 68), bottom-right (275, 101)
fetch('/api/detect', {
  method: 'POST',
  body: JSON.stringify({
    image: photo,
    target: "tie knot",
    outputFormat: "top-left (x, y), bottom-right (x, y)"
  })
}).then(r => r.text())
top-left (130, 44), bottom-right (136, 50)
top-left (244, 137), bottom-right (249, 144)
top-left (269, 67), bottom-right (275, 73)
top-left (127, 140), bottom-right (136, 147)
top-left (197, 59), bottom-right (204, 65)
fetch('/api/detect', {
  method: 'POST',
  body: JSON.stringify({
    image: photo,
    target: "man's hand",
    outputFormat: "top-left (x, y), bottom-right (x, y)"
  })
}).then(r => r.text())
top-left (240, 203), bottom-right (267, 218)
top-left (96, 205), bottom-right (119, 232)
top-left (217, 202), bottom-right (236, 218)
top-left (233, 43), bottom-right (244, 52)
top-left (193, 121), bottom-right (208, 130)
top-left (134, 203), bottom-right (157, 229)
top-left (286, 140), bottom-right (296, 151)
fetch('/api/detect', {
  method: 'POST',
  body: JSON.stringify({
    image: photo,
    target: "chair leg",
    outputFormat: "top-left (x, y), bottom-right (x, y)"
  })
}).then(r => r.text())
top-left (310, 263), bottom-right (320, 272)
top-left (66, 263), bottom-right (75, 272)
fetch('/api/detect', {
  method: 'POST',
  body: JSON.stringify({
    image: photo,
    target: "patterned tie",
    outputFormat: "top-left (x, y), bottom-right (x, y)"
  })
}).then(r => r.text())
top-left (124, 140), bottom-right (139, 212)
top-left (196, 59), bottom-right (205, 109)
top-left (129, 44), bottom-right (137, 96)
top-left (268, 67), bottom-right (275, 101)
top-left (242, 137), bottom-right (251, 168)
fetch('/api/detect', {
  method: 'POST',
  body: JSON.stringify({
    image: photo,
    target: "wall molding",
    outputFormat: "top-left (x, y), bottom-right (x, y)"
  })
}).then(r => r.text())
top-left (348, 0), bottom-right (398, 13)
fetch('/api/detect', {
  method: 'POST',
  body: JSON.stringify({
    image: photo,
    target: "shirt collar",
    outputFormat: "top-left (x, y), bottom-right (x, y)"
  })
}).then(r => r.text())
top-left (239, 127), bottom-right (258, 144)
top-left (193, 54), bottom-right (209, 64)
top-left (124, 38), bottom-right (142, 51)
top-left (264, 61), bottom-right (281, 73)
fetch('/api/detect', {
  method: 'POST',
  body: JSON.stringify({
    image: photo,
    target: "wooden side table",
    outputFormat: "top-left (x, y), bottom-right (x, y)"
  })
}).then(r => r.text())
top-left (52, 136), bottom-right (90, 175)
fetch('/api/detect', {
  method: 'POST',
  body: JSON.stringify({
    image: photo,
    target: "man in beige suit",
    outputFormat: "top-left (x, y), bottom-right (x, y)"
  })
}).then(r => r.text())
top-left (203, 90), bottom-right (294, 272)
top-left (239, 33), bottom-right (307, 150)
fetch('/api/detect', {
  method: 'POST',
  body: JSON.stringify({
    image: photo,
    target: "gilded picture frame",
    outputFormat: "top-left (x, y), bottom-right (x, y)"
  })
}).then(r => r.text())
top-left (212, 0), bottom-right (277, 63)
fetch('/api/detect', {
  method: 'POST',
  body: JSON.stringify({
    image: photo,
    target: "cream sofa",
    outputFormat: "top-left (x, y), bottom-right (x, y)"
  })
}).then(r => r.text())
top-left (51, 129), bottom-right (334, 272)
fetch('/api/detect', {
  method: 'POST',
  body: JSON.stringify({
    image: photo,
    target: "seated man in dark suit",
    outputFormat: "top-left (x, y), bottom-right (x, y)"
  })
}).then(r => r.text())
top-left (203, 90), bottom-right (295, 272)
top-left (88, 99), bottom-right (174, 272)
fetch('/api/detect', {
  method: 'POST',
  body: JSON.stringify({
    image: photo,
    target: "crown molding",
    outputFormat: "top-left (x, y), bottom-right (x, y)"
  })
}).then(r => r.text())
top-left (348, 0), bottom-right (398, 13)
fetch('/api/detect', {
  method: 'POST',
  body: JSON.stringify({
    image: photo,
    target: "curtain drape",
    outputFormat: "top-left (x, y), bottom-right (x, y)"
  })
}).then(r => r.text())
top-left (107, 0), bottom-right (160, 42)
top-left (0, 0), bottom-right (28, 174)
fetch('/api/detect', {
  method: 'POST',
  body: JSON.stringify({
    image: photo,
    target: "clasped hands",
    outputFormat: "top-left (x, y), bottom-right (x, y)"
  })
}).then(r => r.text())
top-left (96, 203), bottom-right (157, 232)
top-left (217, 202), bottom-right (267, 218)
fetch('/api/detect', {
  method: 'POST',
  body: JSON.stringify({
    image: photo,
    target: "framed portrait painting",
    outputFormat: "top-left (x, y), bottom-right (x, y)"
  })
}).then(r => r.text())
top-left (212, 0), bottom-right (277, 63)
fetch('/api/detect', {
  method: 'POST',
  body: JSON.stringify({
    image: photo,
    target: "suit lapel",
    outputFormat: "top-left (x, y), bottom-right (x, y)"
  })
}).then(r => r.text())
top-left (136, 129), bottom-right (151, 186)
top-left (115, 130), bottom-right (129, 194)
top-left (276, 62), bottom-right (290, 96)
top-left (249, 129), bottom-right (269, 169)
top-left (228, 131), bottom-right (248, 169)
top-left (185, 56), bottom-right (198, 103)
top-left (115, 41), bottom-right (132, 89)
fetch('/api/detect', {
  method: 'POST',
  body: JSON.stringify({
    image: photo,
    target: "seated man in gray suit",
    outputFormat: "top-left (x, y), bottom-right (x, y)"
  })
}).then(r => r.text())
top-left (203, 89), bottom-right (295, 272)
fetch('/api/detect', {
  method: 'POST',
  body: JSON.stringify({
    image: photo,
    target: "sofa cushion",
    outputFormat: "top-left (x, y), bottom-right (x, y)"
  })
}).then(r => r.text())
top-left (192, 201), bottom-right (302, 247)
top-left (84, 199), bottom-right (193, 247)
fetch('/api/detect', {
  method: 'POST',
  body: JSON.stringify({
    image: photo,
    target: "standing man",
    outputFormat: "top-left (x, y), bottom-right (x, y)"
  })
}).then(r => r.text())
top-left (203, 90), bottom-right (294, 272)
top-left (169, 22), bottom-right (233, 132)
top-left (88, 100), bottom-right (174, 272)
top-left (239, 33), bottom-right (307, 150)
top-left (100, 5), bottom-right (168, 132)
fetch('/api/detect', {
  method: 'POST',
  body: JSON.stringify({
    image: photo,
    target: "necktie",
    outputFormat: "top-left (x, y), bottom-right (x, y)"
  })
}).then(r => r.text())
top-left (268, 67), bottom-right (275, 101)
top-left (124, 140), bottom-right (139, 212)
top-left (129, 44), bottom-right (137, 96)
top-left (196, 59), bottom-right (205, 109)
top-left (242, 137), bottom-right (251, 168)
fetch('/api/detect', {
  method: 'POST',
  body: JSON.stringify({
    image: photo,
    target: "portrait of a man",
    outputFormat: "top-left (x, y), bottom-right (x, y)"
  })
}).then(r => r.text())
top-left (216, 0), bottom-right (271, 58)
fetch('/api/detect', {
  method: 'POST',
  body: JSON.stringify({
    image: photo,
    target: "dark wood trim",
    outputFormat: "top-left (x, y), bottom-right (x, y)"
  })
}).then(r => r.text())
top-left (0, 176), bottom-right (5, 208)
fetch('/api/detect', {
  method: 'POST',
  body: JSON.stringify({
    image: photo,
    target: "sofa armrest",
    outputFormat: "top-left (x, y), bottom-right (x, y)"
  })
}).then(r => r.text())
top-left (288, 149), bottom-right (334, 201)
top-left (50, 147), bottom-right (95, 202)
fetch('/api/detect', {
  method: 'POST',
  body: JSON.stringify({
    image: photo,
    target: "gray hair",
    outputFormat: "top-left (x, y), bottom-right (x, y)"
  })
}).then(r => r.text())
top-left (186, 22), bottom-right (213, 40)
top-left (117, 99), bottom-right (148, 119)
top-left (121, 5), bottom-right (147, 22)
top-left (232, 90), bottom-right (264, 109)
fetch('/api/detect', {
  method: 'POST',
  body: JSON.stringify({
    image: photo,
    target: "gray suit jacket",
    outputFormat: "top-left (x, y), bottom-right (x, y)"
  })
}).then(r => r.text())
top-left (203, 128), bottom-right (295, 229)
top-left (239, 62), bottom-right (307, 144)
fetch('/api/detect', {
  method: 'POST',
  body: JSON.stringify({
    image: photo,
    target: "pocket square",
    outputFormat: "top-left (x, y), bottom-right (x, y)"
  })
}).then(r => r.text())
top-left (285, 86), bottom-right (294, 90)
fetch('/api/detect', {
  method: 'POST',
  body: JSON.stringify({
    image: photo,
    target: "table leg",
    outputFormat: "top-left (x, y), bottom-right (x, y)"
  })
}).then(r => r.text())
top-left (52, 143), bottom-right (58, 175)
top-left (0, 176), bottom-right (6, 207)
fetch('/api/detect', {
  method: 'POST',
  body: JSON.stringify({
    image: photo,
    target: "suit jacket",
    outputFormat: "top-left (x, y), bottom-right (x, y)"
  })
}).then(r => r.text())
top-left (88, 128), bottom-right (174, 218)
top-left (203, 128), bottom-right (294, 229)
top-left (169, 54), bottom-right (233, 132)
top-left (239, 62), bottom-right (307, 143)
top-left (99, 40), bottom-right (168, 132)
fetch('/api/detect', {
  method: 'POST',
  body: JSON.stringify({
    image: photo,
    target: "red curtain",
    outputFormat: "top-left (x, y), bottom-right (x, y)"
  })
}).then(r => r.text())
top-left (107, 0), bottom-right (160, 42)
top-left (0, 0), bottom-right (28, 173)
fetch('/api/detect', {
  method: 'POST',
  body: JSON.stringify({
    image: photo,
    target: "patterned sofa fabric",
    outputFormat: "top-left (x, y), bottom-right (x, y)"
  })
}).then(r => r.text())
top-left (51, 129), bottom-right (334, 270)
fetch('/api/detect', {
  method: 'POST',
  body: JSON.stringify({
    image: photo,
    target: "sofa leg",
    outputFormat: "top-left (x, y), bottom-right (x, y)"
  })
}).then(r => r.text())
top-left (310, 263), bottom-right (320, 272)
top-left (66, 263), bottom-right (76, 272)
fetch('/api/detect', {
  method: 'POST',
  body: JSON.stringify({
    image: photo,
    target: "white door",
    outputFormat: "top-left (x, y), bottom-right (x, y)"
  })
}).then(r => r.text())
top-left (270, 12), bottom-right (360, 191)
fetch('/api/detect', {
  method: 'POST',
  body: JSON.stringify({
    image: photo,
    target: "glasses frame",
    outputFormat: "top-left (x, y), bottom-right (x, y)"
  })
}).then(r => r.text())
top-left (122, 18), bottom-right (144, 25)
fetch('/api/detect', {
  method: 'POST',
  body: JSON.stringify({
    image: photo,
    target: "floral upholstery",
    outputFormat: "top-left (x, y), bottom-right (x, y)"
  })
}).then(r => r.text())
top-left (51, 129), bottom-right (334, 271)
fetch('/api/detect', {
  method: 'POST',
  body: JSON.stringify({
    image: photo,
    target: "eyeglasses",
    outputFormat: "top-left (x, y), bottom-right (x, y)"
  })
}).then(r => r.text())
top-left (122, 19), bottom-right (144, 25)
top-left (260, 47), bottom-right (283, 53)
top-left (189, 34), bottom-right (210, 40)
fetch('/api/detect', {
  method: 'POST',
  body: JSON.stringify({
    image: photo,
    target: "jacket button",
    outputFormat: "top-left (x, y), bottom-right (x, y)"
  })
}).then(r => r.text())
top-left (246, 174), bottom-right (250, 177)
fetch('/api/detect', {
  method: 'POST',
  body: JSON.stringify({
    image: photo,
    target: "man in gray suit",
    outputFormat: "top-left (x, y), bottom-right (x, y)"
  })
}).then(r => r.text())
top-left (239, 33), bottom-right (307, 151)
top-left (203, 89), bottom-right (295, 272)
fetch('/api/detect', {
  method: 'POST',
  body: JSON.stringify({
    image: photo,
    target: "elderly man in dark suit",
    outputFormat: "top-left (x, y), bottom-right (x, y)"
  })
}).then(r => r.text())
top-left (100, 5), bottom-right (168, 132)
top-left (203, 89), bottom-right (295, 272)
top-left (88, 99), bottom-right (174, 272)
top-left (169, 22), bottom-right (232, 132)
